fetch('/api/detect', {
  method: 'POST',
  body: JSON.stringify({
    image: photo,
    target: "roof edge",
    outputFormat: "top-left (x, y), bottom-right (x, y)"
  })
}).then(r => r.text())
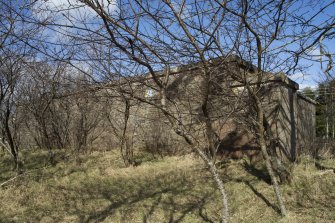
top-left (297, 91), bottom-right (317, 105)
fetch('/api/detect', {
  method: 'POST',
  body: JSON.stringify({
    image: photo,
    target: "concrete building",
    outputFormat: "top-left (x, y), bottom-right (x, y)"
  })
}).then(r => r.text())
top-left (134, 57), bottom-right (316, 161)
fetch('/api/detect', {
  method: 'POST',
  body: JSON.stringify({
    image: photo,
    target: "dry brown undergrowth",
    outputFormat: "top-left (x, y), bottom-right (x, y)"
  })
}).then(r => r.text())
top-left (0, 151), bottom-right (334, 223)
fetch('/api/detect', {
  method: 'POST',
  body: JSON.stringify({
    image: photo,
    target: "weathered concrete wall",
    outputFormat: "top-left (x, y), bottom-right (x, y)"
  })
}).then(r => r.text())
top-left (113, 59), bottom-right (316, 160)
top-left (267, 84), bottom-right (298, 161)
top-left (296, 93), bottom-right (316, 154)
top-left (141, 70), bottom-right (316, 161)
top-left (264, 84), bottom-right (316, 161)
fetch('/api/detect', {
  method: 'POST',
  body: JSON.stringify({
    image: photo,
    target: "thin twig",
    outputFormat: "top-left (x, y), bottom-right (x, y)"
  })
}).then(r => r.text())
top-left (0, 173), bottom-right (22, 187)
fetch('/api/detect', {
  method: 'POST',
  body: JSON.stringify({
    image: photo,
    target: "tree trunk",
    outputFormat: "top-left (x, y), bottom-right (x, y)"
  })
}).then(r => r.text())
top-left (195, 146), bottom-right (229, 223)
top-left (160, 72), bottom-right (228, 222)
top-left (120, 98), bottom-right (133, 167)
top-left (256, 101), bottom-right (287, 216)
top-left (4, 105), bottom-right (21, 172)
top-left (175, 130), bottom-right (229, 223)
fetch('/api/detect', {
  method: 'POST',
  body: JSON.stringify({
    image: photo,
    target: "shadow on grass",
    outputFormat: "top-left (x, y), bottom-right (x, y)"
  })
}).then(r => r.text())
top-left (224, 174), bottom-right (281, 215)
top-left (295, 197), bottom-right (335, 222)
top-left (222, 162), bottom-right (280, 215)
top-left (161, 193), bottom-right (215, 223)
top-left (22, 150), bottom-right (69, 169)
top-left (80, 176), bottom-right (216, 223)
top-left (314, 161), bottom-right (335, 172)
top-left (142, 194), bottom-right (163, 222)
top-left (0, 155), bottom-right (15, 182)
top-left (242, 162), bottom-right (271, 185)
top-left (0, 150), bottom-right (73, 189)
top-left (241, 162), bottom-right (281, 214)
top-left (244, 181), bottom-right (281, 214)
top-left (26, 168), bottom-right (219, 223)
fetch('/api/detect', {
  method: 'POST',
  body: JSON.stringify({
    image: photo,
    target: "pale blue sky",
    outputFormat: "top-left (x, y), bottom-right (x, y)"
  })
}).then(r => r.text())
top-left (22, 0), bottom-right (335, 89)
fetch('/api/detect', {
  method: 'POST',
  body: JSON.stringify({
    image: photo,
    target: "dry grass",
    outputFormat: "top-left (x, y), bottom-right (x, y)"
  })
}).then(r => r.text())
top-left (0, 151), bottom-right (334, 223)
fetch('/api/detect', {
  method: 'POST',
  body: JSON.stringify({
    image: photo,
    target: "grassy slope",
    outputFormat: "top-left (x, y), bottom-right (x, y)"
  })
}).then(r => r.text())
top-left (0, 151), bottom-right (334, 223)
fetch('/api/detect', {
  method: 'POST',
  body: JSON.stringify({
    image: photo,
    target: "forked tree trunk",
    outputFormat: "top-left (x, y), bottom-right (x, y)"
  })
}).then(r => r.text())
top-left (160, 74), bottom-right (229, 222)
top-left (256, 101), bottom-right (287, 216)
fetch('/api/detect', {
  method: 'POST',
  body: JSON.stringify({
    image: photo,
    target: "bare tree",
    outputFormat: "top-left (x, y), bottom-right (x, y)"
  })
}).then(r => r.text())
top-left (27, 0), bottom-right (335, 221)
top-left (21, 61), bottom-right (72, 164)
top-left (0, 0), bottom-right (42, 171)
top-left (41, 1), bottom-right (234, 221)
top-left (71, 84), bottom-right (105, 161)
top-left (0, 53), bottom-right (24, 171)
top-left (215, 0), bottom-right (291, 215)
top-left (290, 0), bottom-right (335, 76)
top-left (105, 94), bottom-right (137, 166)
